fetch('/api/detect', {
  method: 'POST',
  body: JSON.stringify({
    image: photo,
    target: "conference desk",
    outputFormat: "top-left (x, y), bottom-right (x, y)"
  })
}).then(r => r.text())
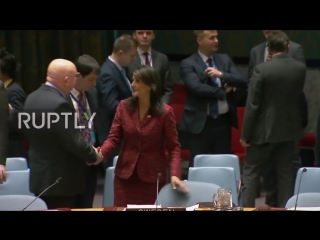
top-left (58, 207), bottom-right (257, 211)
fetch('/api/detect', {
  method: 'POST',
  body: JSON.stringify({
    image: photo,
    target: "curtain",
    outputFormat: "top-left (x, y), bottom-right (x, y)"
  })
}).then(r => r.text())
top-left (0, 30), bottom-right (113, 94)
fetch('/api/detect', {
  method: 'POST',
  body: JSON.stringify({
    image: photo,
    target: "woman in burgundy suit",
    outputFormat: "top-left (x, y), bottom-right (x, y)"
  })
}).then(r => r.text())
top-left (100, 65), bottom-right (188, 207)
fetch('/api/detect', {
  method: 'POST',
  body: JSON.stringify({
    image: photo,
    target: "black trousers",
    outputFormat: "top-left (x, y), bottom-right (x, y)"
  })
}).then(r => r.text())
top-left (40, 195), bottom-right (76, 209)
top-left (74, 165), bottom-right (98, 208)
top-left (189, 114), bottom-right (232, 167)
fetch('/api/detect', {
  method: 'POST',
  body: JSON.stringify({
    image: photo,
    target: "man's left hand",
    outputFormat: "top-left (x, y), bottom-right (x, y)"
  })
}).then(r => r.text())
top-left (240, 139), bottom-right (250, 148)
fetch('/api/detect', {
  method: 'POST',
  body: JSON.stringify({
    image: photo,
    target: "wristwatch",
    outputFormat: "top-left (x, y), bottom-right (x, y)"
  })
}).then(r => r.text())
top-left (219, 72), bottom-right (224, 78)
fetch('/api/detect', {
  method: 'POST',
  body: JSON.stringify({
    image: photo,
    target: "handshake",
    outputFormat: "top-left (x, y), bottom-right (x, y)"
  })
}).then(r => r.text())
top-left (86, 147), bottom-right (104, 166)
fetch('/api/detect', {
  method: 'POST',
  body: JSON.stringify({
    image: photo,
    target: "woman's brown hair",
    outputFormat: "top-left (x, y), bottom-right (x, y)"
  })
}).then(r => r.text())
top-left (125, 65), bottom-right (164, 116)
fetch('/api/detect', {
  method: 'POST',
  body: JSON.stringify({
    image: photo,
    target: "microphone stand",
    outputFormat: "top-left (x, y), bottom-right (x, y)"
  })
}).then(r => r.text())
top-left (156, 173), bottom-right (161, 211)
top-left (294, 168), bottom-right (307, 211)
top-left (22, 177), bottom-right (62, 211)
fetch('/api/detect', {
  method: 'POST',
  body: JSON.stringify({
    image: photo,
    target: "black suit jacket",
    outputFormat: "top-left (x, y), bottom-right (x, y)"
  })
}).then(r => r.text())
top-left (0, 82), bottom-right (8, 166)
top-left (128, 49), bottom-right (173, 103)
top-left (5, 81), bottom-right (26, 140)
top-left (96, 58), bottom-right (132, 144)
top-left (23, 84), bottom-right (97, 196)
top-left (179, 52), bottom-right (247, 134)
top-left (65, 89), bottom-right (99, 146)
top-left (314, 113), bottom-right (320, 166)
top-left (242, 54), bottom-right (306, 145)
top-left (247, 40), bottom-right (308, 129)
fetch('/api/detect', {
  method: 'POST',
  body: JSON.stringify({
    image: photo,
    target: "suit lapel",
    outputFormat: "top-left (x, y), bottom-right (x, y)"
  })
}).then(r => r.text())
top-left (131, 106), bottom-right (141, 132)
top-left (194, 53), bottom-right (210, 84)
top-left (141, 112), bottom-right (152, 128)
top-left (213, 53), bottom-right (224, 71)
top-left (107, 59), bottom-right (132, 94)
top-left (130, 104), bottom-right (153, 131)
top-left (151, 49), bottom-right (161, 71)
top-left (85, 91), bottom-right (94, 112)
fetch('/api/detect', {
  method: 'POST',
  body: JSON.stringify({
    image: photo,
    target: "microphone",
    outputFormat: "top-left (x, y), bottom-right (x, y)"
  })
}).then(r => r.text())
top-left (294, 168), bottom-right (307, 211)
top-left (155, 173), bottom-right (162, 210)
top-left (22, 177), bottom-right (62, 211)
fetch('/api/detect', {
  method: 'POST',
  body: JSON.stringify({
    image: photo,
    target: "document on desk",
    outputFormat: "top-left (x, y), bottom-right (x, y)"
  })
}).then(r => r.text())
top-left (287, 207), bottom-right (320, 211)
top-left (186, 204), bottom-right (199, 211)
top-left (127, 205), bottom-right (161, 208)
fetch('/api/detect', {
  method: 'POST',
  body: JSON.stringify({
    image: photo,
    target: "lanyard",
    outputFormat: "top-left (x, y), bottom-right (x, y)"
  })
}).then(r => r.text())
top-left (69, 92), bottom-right (90, 121)
top-left (4, 79), bottom-right (13, 89)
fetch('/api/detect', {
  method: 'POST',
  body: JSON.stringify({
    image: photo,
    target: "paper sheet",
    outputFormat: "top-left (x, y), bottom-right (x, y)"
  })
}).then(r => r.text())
top-left (287, 207), bottom-right (320, 211)
top-left (127, 205), bottom-right (161, 208)
top-left (186, 204), bottom-right (199, 211)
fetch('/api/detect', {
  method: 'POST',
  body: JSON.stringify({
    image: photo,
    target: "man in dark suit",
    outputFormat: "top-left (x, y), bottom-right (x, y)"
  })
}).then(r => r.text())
top-left (314, 113), bottom-right (320, 167)
top-left (128, 30), bottom-right (173, 104)
top-left (0, 48), bottom-right (27, 160)
top-left (248, 30), bottom-right (308, 206)
top-left (180, 30), bottom-right (247, 167)
top-left (23, 59), bottom-right (103, 209)
top-left (241, 31), bottom-right (306, 208)
top-left (96, 34), bottom-right (137, 168)
top-left (0, 81), bottom-right (8, 184)
top-left (66, 54), bottom-right (101, 208)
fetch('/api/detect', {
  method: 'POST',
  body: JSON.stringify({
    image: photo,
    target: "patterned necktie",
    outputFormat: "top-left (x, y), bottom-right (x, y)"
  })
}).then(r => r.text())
top-left (143, 52), bottom-right (151, 66)
top-left (206, 58), bottom-right (219, 118)
top-left (78, 92), bottom-right (91, 143)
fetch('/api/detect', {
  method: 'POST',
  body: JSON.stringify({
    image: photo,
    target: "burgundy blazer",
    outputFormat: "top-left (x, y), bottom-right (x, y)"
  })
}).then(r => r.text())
top-left (100, 99), bottom-right (181, 183)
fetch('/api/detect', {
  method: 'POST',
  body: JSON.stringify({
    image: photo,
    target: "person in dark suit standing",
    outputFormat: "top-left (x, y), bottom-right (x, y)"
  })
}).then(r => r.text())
top-left (248, 30), bottom-right (305, 83)
top-left (179, 30), bottom-right (247, 167)
top-left (314, 113), bottom-right (320, 167)
top-left (96, 34), bottom-right (137, 168)
top-left (0, 48), bottom-right (27, 160)
top-left (0, 81), bottom-right (8, 184)
top-left (241, 31), bottom-right (306, 208)
top-left (65, 55), bottom-right (101, 208)
top-left (128, 30), bottom-right (173, 104)
top-left (248, 30), bottom-right (308, 206)
top-left (23, 59), bottom-right (103, 209)
top-left (100, 66), bottom-right (188, 207)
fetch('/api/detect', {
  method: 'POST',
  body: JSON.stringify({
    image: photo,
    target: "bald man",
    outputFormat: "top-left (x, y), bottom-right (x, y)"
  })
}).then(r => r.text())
top-left (23, 59), bottom-right (103, 209)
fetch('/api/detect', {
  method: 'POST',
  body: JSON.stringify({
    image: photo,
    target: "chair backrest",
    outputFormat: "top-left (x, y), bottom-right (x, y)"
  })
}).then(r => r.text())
top-left (0, 170), bottom-right (34, 196)
top-left (294, 167), bottom-right (320, 195)
top-left (113, 156), bottom-right (118, 166)
top-left (188, 167), bottom-right (238, 205)
top-left (285, 193), bottom-right (320, 208)
top-left (194, 154), bottom-right (241, 181)
top-left (157, 181), bottom-right (220, 207)
top-left (103, 167), bottom-right (115, 207)
top-left (6, 157), bottom-right (28, 171)
top-left (0, 195), bottom-right (47, 211)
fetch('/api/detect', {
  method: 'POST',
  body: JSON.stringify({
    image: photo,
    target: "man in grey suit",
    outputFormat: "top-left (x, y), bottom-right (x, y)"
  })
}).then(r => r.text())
top-left (0, 81), bottom-right (8, 184)
top-left (248, 30), bottom-right (305, 81)
top-left (241, 31), bottom-right (306, 208)
top-left (128, 30), bottom-right (173, 103)
top-left (248, 30), bottom-right (308, 207)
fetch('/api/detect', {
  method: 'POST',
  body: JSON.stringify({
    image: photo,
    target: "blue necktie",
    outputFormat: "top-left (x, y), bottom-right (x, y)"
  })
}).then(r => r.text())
top-left (206, 58), bottom-right (219, 118)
